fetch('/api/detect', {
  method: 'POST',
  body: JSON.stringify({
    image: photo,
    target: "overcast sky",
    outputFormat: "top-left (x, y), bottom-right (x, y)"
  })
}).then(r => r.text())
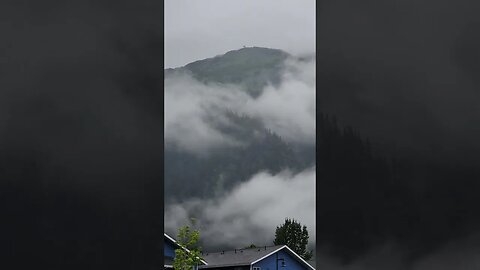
top-left (165, 0), bottom-right (315, 68)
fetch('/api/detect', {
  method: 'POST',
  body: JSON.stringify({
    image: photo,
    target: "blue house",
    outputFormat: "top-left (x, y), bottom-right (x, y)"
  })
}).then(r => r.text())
top-left (164, 233), bottom-right (178, 268)
top-left (164, 233), bottom-right (208, 270)
top-left (199, 245), bottom-right (315, 270)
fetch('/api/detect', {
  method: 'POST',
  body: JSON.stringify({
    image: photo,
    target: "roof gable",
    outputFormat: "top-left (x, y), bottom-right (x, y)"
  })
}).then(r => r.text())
top-left (252, 246), bottom-right (315, 270)
top-left (200, 245), bottom-right (315, 270)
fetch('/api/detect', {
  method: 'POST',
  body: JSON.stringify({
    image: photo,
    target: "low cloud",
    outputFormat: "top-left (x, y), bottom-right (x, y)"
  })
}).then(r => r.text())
top-left (244, 58), bottom-right (315, 144)
top-left (164, 57), bottom-right (315, 155)
top-left (165, 167), bottom-right (315, 250)
top-left (165, 75), bottom-right (248, 154)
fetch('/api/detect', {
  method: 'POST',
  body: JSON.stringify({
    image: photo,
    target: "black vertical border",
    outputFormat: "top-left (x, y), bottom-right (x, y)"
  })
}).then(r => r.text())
top-left (0, 1), bottom-right (165, 269)
top-left (315, 1), bottom-right (321, 269)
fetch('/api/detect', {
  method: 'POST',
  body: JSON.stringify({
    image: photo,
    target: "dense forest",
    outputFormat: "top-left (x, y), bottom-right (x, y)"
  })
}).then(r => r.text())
top-left (165, 110), bottom-right (313, 202)
top-left (317, 111), bottom-right (480, 262)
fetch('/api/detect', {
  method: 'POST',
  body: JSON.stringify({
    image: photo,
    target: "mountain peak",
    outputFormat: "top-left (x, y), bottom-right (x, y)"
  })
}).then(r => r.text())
top-left (222, 46), bottom-right (290, 56)
top-left (182, 46), bottom-right (289, 70)
top-left (166, 47), bottom-right (290, 96)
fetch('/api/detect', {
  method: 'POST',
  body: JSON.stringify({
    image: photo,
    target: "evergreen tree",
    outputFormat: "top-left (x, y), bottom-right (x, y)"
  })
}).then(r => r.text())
top-left (274, 218), bottom-right (313, 260)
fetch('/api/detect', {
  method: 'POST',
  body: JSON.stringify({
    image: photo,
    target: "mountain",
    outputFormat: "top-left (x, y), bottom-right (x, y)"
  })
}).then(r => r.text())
top-left (164, 47), bottom-right (480, 264)
top-left (165, 47), bottom-right (480, 261)
top-left (167, 47), bottom-right (298, 96)
top-left (164, 47), bottom-right (315, 202)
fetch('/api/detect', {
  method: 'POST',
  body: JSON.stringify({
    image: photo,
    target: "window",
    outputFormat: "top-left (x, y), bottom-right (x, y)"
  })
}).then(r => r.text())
top-left (253, 267), bottom-right (261, 270)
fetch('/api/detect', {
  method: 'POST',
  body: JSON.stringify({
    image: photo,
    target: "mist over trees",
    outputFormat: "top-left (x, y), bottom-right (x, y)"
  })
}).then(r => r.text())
top-left (165, 111), bottom-right (312, 202)
top-left (164, 47), bottom-right (316, 252)
top-left (164, 47), bottom-right (315, 203)
top-left (317, 111), bottom-right (480, 262)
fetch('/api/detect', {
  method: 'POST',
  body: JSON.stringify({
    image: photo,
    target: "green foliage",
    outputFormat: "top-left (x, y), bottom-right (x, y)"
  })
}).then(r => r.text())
top-left (173, 219), bottom-right (204, 270)
top-left (274, 218), bottom-right (313, 261)
top-left (244, 244), bottom-right (257, 249)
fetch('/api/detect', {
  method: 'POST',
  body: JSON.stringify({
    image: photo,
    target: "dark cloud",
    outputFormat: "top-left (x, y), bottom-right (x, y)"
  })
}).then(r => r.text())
top-left (318, 0), bottom-right (480, 266)
top-left (318, 0), bottom-right (480, 164)
top-left (317, 233), bottom-right (480, 270)
top-left (0, 1), bottom-right (162, 269)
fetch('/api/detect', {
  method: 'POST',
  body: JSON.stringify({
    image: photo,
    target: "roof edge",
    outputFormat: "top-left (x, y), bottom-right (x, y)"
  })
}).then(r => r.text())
top-left (250, 245), bottom-right (315, 270)
top-left (250, 246), bottom-right (285, 265)
top-left (164, 233), bottom-right (208, 265)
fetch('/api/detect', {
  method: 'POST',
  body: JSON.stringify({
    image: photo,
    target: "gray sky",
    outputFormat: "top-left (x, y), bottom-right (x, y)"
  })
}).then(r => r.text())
top-left (165, 0), bottom-right (315, 68)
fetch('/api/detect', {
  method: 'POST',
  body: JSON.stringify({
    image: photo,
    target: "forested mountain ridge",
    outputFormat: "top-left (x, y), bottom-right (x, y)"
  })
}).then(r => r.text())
top-left (166, 47), bottom-right (311, 96)
top-left (164, 111), bottom-right (310, 202)
top-left (164, 47), bottom-right (315, 202)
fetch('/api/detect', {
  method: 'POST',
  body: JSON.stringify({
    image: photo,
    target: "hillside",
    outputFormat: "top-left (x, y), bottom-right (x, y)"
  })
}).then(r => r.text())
top-left (164, 47), bottom-right (315, 202)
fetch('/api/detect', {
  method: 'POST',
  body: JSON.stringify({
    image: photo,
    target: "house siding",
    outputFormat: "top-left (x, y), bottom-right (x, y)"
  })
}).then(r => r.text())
top-left (164, 237), bottom-right (204, 270)
top-left (253, 250), bottom-right (307, 270)
top-left (203, 266), bottom-right (250, 270)
top-left (165, 239), bottom-right (177, 258)
top-left (164, 237), bottom-right (178, 269)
